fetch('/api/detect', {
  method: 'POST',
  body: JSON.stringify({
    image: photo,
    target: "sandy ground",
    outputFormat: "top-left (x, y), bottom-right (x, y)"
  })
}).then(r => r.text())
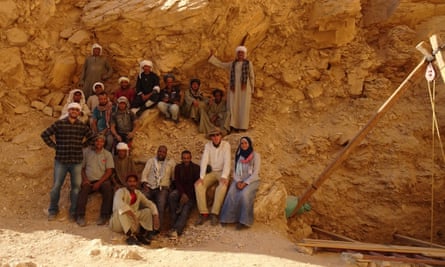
top-left (0, 215), bottom-right (353, 267)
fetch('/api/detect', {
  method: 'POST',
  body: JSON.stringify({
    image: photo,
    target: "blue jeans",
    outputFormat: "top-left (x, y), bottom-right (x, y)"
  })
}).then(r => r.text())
top-left (48, 160), bottom-right (82, 216)
top-left (168, 190), bottom-right (194, 235)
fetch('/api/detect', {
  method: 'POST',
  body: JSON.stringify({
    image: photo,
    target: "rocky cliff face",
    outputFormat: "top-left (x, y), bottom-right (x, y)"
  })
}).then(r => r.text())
top-left (1, 0), bottom-right (445, 243)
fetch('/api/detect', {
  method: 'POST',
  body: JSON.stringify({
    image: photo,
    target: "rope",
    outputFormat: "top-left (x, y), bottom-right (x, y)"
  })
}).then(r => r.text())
top-left (427, 79), bottom-right (435, 246)
top-left (425, 64), bottom-right (445, 245)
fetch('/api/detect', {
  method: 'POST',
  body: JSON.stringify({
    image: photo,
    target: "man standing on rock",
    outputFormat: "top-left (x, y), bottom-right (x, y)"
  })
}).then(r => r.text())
top-left (194, 127), bottom-right (231, 226)
top-left (41, 102), bottom-right (95, 221)
top-left (78, 43), bottom-right (113, 100)
top-left (208, 46), bottom-right (255, 132)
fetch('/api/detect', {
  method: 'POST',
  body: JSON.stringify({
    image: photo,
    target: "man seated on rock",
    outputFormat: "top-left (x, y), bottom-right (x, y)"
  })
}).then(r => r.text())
top-left (140, 145), bottom-right (175, 233)
top-left (199, 88), bottom-right (230, 136)
top-left (110, 96), bottom-right (139, 146)
top-left (76, 134), bottom-right (114, 227)
top-left (91, 91), bottom-right (114, 152)
top-left (112, 142), bottom-right (137, 191)
top-left (157, 74), bottom-right (182, 124)
top-left (115, 76), bottom-right (136, 104)
top-left (131, 60), bottom-right (160, 117)
top-left (110, 174), bottom-right (160, 245)
top-left (60, 89), bottom-right (90, 124)
top-left (87, 82), bottom-right (105, 113)
top-left (168, 150), bottom-right (200, 239)
top-left (181, 78), bottom-right (207, 123)
top-left (194, 127), bottom-right (231, 226)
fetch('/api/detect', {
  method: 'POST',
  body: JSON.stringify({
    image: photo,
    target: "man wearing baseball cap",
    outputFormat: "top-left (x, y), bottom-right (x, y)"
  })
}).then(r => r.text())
top-left (41, 102), bottom-right (95, 222)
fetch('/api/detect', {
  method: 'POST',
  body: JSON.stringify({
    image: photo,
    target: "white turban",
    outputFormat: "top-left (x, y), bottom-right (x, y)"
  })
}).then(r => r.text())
top-left (117, 96), bottom-right (129, 107)
top-left (235, 46), bottom-right (247, 56)
top-left (92, 82), bottom-right (104, 93)
top-left (116, 142), bottom-right (129, 150)
top-left (139, 60), bottom-right (153, 78)
top-left (140, 60), bottom-right (153, 69)
top-left (91, 43), bottom-right (102, 55)
top-left (67, 102), bottom-right (82, 111)
top-left (118, 76), bottom-right (130, 84)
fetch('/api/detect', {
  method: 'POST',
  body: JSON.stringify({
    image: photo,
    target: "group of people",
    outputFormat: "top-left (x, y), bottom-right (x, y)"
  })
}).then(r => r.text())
top-left (42, 104), bottom-right (261, 245)
top-left (40, 43), bottom-right (260, 246)
top-left (66, 43), bottom-right (255, 147)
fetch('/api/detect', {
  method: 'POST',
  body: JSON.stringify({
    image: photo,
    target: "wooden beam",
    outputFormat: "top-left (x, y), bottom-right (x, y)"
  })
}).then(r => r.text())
top-left (430, 35), bottom-right (445, 84)
top-left (289, 59), bottom-right (426, 218)
top-left (297, 239), bottom-right (445, 258)
top-left (311, 226), bottom-right (358, 242)
top-left (393, 233), bottom-right (445, 249)
top-left (346, 253), bottom-right (445, 266)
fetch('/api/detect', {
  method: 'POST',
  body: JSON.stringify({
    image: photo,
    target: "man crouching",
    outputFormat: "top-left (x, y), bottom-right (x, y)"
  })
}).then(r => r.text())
top-left (109, 174), bottom-right (160, 245)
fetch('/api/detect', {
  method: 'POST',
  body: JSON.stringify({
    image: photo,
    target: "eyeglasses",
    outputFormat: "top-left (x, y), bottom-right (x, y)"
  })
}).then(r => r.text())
top-left (209, 133), bottom-right (221, 137)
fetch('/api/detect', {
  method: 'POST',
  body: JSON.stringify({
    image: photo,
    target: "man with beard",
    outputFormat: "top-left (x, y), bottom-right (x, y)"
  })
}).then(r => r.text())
top-left (60, 89), bottom-right (90, 124)
top-left (76, 134), bottom-right (114, 227)
top-left (91, 91), bottom-right (114, 151)
top-left (41, 102), bottom-right (95, 221)
top-left (140, 145), bottom-right (175, 233)
top-left (110, 174), bottom-right (160, 245)
top-left (115, 76), bottom-right (136, 103)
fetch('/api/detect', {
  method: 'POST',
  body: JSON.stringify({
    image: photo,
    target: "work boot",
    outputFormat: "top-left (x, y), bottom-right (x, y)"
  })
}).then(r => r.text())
top-left (236, 223), bottom-right (248, 230)
top-left (136, 233), bottom-right (151, 245)
top-left (76, 216), bottom-right (86, 227)
top-left (168, 230), bottom-right (178, 239)
top-left (210, 213), bottom-right (219, 226)
top-left (68, 213), bottom-right (76, 222)
top-left (125, 235), bottom-right (141, 246)
top-left (96, 217), bottom-right (108, 226)
top-left (195, 214), bottom-right (207, 226)
top-left (47, 213), bottom-right (58, 221)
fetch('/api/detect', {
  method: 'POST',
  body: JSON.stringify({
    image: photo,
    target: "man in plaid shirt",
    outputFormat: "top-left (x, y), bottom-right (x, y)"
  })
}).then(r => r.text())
top-left (41, 102), bottom-right (95, 221)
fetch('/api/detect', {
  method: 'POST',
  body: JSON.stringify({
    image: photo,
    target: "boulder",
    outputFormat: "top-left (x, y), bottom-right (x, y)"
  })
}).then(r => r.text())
top-left (6, 28), bottom-right (29, 46)
top-left (0, 48), bottom-right (25, 90)
top-left (0, 0), bottom-right (18, 28)
top-left (48, 55), bottom-right (77, 89)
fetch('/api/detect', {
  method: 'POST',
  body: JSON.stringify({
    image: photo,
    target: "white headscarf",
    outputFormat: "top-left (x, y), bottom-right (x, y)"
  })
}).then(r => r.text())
top-left (118, 76), bottom-right (130, 84)
top-left (67, 89), bottom-right (86, 105)
top-left (91, 43), bottom-right (103, 55)
top-left (92, 82), bottom-right (105, 93)
top-left (67, 102), bottom-right (82, 111)
top-left (139, 60), bottom-right (153, 78)
top-left (235, 46), bottom-right (247, 57)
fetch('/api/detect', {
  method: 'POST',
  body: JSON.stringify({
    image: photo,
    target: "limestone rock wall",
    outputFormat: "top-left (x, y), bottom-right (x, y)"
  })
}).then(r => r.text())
top-left (2, 0), bottom-right (445, 242)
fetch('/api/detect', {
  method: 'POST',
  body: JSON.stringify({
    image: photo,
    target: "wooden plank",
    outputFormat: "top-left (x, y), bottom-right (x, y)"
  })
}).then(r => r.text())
top-left (430, 35), bottom-right (445, 84)
top-left (297, 239), bottom-right (445, 258)
top-left (311, 226), bottom-right (358, 242)
top-left (393, 233), bottom-right (445, 249)
top-left (349, 253), bottom-right (445, 266)
top-left (289, 59), bottom-right (426, 218)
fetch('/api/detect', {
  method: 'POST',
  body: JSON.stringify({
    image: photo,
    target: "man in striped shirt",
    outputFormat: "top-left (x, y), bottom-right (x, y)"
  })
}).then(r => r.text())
top-left (41, 102), bottom-right (95, 221)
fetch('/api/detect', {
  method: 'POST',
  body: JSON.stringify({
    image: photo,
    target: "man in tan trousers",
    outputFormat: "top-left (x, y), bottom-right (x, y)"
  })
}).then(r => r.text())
top-left (194, 127), bottom-right (231, 226)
